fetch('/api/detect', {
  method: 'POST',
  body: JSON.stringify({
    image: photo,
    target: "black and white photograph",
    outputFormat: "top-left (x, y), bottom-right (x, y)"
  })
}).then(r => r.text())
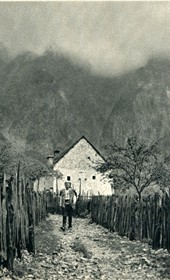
top-left (0, 1), bottom-right (170, 279)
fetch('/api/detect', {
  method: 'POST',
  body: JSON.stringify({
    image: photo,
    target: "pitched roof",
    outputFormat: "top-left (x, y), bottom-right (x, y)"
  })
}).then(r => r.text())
top-left (53, 135), bottom-right (106, 165)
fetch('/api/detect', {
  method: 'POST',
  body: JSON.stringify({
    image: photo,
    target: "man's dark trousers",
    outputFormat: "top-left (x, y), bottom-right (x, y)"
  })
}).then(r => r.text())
top-left (62, 204), bottom-right (73, 229)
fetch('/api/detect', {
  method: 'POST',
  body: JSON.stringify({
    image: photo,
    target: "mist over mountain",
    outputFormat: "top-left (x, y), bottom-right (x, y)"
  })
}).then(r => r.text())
top-left (0, 45), bottom-right (170, 163)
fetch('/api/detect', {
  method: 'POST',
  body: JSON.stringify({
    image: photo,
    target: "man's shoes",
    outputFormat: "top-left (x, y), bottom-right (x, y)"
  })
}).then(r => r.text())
top-left (60, 226), bottom-right (66, 232)
top-left (68, 226), bottom-right (72, 230)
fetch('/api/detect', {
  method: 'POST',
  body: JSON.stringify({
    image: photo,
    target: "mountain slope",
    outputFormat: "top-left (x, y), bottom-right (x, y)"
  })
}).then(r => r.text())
top-left (100, 58), bottom-right (170, 151)
top-left (1, 49), bottom-right (170, 162)
top-left (0, 50), bottom-right (123, 161)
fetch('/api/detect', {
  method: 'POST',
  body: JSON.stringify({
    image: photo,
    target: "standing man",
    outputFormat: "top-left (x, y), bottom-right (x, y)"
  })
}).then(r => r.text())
top-left (59, 181), bottom-right (77, 231)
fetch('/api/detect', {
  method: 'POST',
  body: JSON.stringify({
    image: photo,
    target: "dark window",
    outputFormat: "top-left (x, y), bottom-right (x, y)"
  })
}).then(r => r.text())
top-left (92, 175), bottom-right (96, 180)
top-left (67, 176), bottom-right (71, 181)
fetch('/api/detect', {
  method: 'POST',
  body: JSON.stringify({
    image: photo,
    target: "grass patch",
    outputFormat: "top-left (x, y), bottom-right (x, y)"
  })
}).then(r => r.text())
top-left (71, 239), bottom-right (92, 259)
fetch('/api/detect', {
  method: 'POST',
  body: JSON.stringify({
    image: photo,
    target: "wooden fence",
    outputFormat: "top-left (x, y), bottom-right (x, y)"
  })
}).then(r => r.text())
top-left (0, 169), bottom-right (47, 270)
top-left (91, 193), bottom-right (170, 251)
top-left (46, 192), bottom-right (61, 214)
top-left (42, 191), bottom-right (170, 251)
top-left (46, 194), bottom-right (92, 218)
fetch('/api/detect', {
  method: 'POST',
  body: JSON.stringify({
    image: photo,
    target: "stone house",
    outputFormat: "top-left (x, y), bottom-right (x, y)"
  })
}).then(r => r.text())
top-left (52, 136), bottom-right (112, 196)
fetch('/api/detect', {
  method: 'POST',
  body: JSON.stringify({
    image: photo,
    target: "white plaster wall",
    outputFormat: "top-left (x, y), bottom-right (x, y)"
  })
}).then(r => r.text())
top-left (53, 138), bottom-right (112, 196)
top-left (33, 176), bottom-right (53, 192)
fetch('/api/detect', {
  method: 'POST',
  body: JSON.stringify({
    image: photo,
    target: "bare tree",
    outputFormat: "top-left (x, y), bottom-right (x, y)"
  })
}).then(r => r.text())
top-left (97, 136), bottom-right (170, 200)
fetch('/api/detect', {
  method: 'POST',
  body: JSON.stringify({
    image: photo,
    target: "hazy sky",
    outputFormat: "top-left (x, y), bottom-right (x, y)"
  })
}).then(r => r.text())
top-left (1, 2), bottom-right (170, 76)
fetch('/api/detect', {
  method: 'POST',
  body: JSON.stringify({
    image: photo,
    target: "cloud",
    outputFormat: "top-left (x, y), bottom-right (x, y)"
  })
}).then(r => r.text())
top-left (0, 2), bottom-right (170, 76)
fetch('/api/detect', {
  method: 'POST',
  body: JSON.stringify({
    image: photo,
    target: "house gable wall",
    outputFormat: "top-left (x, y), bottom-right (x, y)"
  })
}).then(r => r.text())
top-left (53, 138), bottom-right (112, 196)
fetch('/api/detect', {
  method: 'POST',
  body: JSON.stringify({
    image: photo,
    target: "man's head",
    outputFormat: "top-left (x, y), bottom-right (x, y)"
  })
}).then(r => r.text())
top-left (64, 181), bottom-right (71, 190)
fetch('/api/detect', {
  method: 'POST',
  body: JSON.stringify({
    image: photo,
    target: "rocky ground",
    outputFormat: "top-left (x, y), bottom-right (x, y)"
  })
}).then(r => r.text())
top-left (1, 214), bottom-right (170, 280)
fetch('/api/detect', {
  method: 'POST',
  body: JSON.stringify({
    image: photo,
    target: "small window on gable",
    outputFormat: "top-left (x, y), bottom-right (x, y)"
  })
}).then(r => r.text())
top-left (67, 176), bottom-right (71, 181)
top-left (92, 175), bottom-right (96, 180)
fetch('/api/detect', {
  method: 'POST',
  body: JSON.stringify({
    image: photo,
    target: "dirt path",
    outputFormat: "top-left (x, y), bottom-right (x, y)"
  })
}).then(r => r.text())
top-left (9, 214), bottom-right (170, 279)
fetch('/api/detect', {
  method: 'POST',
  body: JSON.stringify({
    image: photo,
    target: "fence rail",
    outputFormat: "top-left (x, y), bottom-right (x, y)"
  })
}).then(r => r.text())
top-left (0, 169), bottom-right (47, 270)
